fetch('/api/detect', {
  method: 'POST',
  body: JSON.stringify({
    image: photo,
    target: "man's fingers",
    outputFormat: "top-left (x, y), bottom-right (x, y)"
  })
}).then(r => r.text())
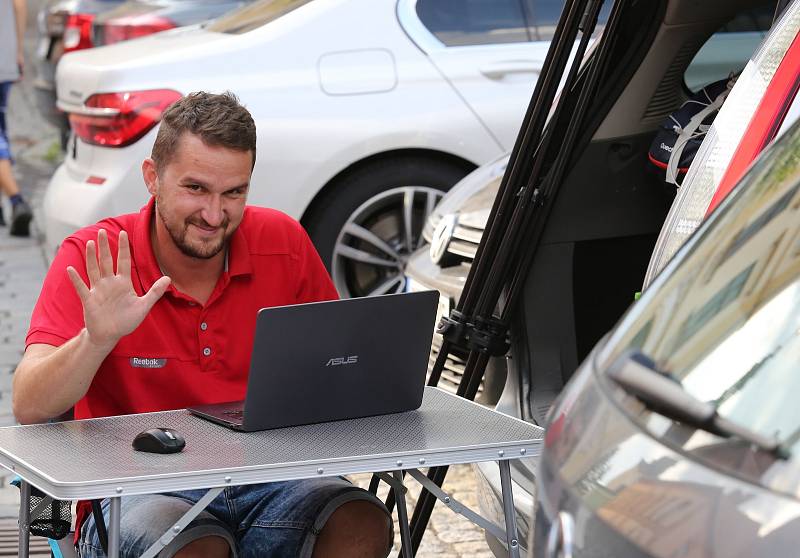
top-left (117, 230), bottom-right (132, 279)
top-left (85, 240), bottom-right (100, 287)
top-left (142, 276), bottom-right (172, 310)
top-left (66, 266), bottom-right (90, 302)
top-left (97, 229), bottom-right (114, 277)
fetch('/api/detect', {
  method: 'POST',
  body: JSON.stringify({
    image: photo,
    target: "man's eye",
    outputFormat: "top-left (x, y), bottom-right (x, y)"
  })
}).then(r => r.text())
top-left (186, 184), bottom-right (202, 191)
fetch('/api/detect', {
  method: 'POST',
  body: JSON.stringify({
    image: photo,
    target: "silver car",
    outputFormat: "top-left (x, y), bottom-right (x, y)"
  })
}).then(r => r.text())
top-left (536, 98), bottom-right (800, 558)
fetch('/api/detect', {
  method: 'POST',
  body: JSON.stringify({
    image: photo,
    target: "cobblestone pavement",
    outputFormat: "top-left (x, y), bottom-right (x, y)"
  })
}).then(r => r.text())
top-left (0, 5), bottom-right (498, 556)
top-left (351, 467), bottom-right (497, 558)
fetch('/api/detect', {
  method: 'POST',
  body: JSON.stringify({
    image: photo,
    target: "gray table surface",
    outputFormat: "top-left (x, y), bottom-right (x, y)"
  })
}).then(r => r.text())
top-left (0, 387), bottom-right (544, 500)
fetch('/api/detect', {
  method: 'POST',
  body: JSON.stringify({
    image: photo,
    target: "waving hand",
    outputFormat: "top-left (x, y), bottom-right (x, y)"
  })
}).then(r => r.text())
top-left (66, 229), bottom-right (171, 350)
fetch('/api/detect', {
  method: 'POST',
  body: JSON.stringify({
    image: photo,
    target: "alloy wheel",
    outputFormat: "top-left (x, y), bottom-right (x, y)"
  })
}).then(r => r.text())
top-left (331, 186), bottom-right (444, 298)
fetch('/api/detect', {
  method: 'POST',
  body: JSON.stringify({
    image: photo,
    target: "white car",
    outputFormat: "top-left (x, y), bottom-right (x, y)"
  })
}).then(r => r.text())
top-left (46, 0), bottom-right (571, 298)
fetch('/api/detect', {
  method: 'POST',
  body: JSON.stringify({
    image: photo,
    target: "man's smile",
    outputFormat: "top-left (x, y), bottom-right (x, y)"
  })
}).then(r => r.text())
top-left (189, 221), bottom-right (224, 236)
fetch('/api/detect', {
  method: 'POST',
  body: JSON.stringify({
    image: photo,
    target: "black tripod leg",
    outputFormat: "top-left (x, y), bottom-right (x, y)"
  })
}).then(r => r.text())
top-left (368, 474), bottom-right (381, 495)
top-left (91, 499), bottom-right (109, 555)
top-left (409, 350), bottom-right (489, 553)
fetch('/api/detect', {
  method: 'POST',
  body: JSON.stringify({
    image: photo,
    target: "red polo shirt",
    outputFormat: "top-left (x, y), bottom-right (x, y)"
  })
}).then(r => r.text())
top-left (26, 197), bottom-right (338, 419)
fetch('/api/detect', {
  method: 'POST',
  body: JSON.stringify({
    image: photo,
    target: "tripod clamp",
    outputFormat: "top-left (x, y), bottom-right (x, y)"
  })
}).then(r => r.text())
top-left (437, 311), bottom-right (509, 357)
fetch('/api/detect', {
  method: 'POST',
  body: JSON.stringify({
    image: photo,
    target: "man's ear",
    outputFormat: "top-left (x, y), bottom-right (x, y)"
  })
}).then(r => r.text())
top-left (142, 158), bottom-right (159, 197)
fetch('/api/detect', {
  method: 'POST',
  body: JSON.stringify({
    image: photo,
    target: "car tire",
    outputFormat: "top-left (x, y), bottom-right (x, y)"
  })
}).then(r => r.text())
top-left (306, 156), bottom-right (471, 299)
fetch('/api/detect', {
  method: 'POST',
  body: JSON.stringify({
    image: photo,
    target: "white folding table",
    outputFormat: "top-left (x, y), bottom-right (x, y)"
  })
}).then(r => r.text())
top-left (0, 387), bottom-right (544, 557)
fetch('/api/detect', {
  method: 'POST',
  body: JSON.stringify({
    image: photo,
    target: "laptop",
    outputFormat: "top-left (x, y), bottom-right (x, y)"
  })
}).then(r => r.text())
top-left (188, 290), bottom-right (439, 431)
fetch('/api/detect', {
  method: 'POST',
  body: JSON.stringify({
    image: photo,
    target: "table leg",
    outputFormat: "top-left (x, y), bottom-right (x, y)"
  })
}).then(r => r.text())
top-left (392, 470), bottom-right (413, 558)
top-left (108, 497), bottom-right (121, 558)
top-left (18, 479), bottom-right (30, 558)
top-left (140, 487), bottom-right (224, 558)
top-left (498, 460), bottom-right (520, 558)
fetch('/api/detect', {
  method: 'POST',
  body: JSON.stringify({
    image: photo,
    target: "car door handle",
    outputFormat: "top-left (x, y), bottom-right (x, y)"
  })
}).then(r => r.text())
top-left (479, 61), bottom-right (541, 80)
top-left (546, 511), bottom-right (575, 558)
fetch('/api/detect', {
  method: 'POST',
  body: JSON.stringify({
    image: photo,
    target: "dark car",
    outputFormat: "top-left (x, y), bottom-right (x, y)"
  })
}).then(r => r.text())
top-left (91, 0), bottom-right (251, 47)
top-left (401, 0), bottom-right (782, 554)
top-left (535, 94), bottom-right (800, 558)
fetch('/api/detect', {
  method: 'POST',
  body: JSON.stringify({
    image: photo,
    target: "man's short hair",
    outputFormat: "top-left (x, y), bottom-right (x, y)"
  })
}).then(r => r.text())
top-left (151, 91), bottom-right (257, 172)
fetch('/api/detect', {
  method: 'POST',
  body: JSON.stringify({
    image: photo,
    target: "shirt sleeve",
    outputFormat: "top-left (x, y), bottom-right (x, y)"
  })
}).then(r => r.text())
top-left (26, 237), bottom-right (88, 348)
top-left (294, 226), bottom-right (339, 304)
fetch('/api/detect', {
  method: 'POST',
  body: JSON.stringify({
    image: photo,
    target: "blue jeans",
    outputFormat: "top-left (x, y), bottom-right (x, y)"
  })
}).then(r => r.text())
top-left (78, 479), bottom-right (391, 557)
top-left (0, 81), bottom-right (11, 161)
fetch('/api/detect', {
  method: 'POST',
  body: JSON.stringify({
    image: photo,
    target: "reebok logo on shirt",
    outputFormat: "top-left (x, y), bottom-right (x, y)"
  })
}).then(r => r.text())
top-left (130, 357), bottom-right (167, 369)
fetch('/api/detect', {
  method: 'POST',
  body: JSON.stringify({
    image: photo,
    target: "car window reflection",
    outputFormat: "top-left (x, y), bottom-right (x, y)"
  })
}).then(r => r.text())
top-left (602, 120), bottom-right (800, 450)
top-left (206, 0), bottom-right (312, 34)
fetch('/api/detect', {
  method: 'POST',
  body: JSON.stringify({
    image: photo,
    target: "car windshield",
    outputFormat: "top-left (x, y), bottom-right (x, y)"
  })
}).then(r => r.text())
top-left (205, 0), bottom-right (312, 34)
top-left (600, 117), bottom-right (800, 454)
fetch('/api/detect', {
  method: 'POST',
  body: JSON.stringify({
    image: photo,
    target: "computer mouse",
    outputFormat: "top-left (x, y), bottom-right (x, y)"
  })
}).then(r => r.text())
top-left (132, 427), bottom-right (186, 454)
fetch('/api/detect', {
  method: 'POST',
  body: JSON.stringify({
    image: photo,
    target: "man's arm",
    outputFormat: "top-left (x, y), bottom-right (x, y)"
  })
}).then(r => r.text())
top-left (13, 336), bottom-right (116, 424)
top-left (13, 229), bottom-right (171, 424)
top-left (11, 0), bottom-right (26, 77)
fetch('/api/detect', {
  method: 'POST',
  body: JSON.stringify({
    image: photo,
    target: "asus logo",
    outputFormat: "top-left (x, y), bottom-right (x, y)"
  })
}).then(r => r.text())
top-left (326, 356), bottom-right (358, 367)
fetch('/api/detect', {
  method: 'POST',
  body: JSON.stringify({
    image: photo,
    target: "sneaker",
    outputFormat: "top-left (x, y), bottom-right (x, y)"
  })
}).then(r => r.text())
top-left (10, 199), bottom-right (32, 237)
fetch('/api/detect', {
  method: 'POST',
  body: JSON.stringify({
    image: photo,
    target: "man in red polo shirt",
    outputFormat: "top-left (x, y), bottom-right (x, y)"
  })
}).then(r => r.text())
top-left (13, 92), bottom-right (392, 558)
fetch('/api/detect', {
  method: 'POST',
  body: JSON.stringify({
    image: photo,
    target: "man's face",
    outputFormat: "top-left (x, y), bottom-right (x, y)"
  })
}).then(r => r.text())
top-left (144, 133), bottom-right (252, 259)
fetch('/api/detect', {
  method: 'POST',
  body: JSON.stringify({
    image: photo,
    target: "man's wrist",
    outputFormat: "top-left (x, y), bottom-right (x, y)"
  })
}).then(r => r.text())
top-left (81, 328), bottom-right (117, 355)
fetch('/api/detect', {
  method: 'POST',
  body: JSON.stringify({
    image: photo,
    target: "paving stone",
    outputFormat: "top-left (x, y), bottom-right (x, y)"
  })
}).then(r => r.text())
top-left (435, 524), bottom-right (487, 544)
top-left (0, 413), bottom-right (17, 428)
top-left (0, 349), bottom-right (26, 363)
top-left (0, 373), bottom-right (14, 393)
top-left (452, 541), bottom-right (497, 558)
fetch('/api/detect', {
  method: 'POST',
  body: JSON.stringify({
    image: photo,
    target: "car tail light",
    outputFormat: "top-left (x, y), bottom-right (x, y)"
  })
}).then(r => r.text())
top-left (68, 90), bottom-right (182, 148)
top-left (99, 14), bottom-right (177, 46)
top-left (707, 33), bottom-right (800, 212)
top-left (63, 13), bottom-right (95, 52)
top-left (643, 3), bottom-right (800, 289)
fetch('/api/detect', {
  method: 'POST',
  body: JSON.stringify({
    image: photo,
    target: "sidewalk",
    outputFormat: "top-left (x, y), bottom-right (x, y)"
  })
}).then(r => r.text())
top-left (0, 149), bottom-right (54, 519)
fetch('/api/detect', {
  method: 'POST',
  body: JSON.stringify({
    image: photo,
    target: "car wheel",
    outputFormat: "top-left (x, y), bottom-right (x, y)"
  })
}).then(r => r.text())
top-left (307, 158), bottom-right (470, 298)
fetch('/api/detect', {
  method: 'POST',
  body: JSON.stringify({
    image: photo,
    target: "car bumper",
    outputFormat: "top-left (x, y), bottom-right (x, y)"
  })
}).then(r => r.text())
top-left (43, 156), bottom-right (149, 257)
top-left (405, 243), bottom-right (470, 298)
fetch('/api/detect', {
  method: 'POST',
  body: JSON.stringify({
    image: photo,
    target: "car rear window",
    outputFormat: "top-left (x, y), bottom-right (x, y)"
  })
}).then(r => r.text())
top-left (684, 2), bottom-right (775, 91)
top-left (416, 0), bottom-right (530, 46)
top-left (522, 0), bottom-right (611, 42)
top-left (206, 0), bottom-right (312, 34)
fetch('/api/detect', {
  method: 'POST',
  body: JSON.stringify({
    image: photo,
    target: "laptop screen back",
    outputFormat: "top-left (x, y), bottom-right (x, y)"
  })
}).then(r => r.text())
top-left (241, 290), bottom-right (439, 430)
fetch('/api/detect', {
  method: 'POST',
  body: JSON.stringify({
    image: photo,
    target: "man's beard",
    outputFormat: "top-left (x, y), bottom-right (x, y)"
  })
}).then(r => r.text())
top-left (156, 197), bottom-right (232, 259)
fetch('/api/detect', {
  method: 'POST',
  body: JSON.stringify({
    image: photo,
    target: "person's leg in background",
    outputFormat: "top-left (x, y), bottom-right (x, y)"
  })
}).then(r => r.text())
top-left (0, 80), bottom-right (32, 237)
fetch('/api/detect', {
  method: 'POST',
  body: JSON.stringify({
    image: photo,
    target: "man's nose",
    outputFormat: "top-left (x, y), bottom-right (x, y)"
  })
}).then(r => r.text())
top-left (201, 195), bottom-right (224, 227)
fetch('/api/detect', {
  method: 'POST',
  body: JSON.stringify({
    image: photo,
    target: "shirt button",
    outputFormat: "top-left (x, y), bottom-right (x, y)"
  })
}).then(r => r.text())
top-left (203, 347), bottom-right (211, 357)
top-left (200, 322), bottom-right (208, 331)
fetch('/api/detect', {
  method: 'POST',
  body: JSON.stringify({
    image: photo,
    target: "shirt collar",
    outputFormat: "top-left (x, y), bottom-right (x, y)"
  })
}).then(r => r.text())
top-left (132, 198), bottom-right (253, 292)
top-left (227, 212), bottom-right (252, 278)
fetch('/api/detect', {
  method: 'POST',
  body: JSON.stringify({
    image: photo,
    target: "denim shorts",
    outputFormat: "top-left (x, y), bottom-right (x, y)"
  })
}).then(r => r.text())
top-left (0, 81), bottom-right (11, 161)
top-left (78, 478), bottom-right (391, 558)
